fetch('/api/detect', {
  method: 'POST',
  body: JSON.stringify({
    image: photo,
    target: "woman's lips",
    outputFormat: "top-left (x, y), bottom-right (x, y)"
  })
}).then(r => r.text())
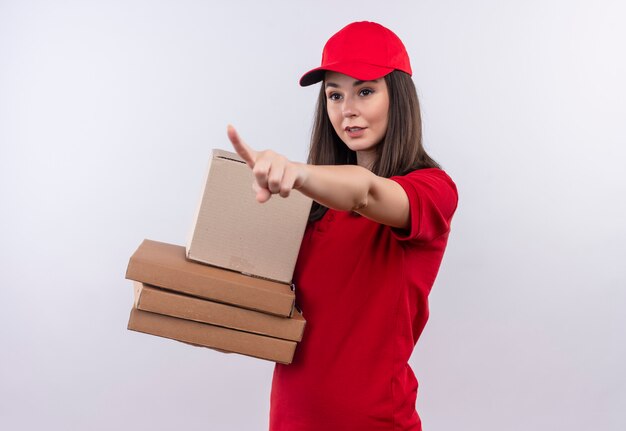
top-left (345, 126), bottom-right (366, 138)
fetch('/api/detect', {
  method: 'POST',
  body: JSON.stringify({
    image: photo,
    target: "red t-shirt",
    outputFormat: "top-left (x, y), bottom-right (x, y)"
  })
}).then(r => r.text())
top-left (269, 168), bottom-right (459, 431)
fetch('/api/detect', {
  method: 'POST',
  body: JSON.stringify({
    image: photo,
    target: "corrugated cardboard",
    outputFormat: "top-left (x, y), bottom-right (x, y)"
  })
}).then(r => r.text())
top-left (186, 149), bottom-right (312, 284)
top-left (133, 281), bottom-right (306, 341)
top-left (125, 239), bottom-right (295, 317)
top-left (127, 307), bottom-right (297, 364)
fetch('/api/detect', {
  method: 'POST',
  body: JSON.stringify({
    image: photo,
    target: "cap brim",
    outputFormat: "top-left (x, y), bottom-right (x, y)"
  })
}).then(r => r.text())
top-left (299, 61), bottom-right (394, 87)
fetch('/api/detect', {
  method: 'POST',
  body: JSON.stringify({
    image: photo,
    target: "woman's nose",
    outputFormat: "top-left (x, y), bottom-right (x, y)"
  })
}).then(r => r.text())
top-left (342, 98), bottom-right (358, 117)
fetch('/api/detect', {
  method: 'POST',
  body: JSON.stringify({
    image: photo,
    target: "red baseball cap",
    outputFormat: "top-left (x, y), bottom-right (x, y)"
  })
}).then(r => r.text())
top-left (299, 21), bottom-right (412, 87)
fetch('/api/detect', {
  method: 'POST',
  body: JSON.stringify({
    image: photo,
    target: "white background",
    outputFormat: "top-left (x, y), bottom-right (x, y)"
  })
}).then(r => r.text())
top-left (1, 1), bottom-right (624, 430)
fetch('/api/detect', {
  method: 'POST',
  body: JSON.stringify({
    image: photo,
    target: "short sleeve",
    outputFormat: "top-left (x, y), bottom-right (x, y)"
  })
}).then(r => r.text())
top-left (389, 168), bottom-right (459, 242)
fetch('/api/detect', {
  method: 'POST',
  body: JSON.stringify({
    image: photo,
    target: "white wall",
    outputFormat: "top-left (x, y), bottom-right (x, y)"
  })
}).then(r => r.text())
top-left (1, 1), bottom-right (624, 430)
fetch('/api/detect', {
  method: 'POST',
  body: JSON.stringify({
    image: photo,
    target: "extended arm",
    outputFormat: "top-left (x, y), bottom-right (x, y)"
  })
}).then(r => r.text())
top-left (227, 125), bottom-right (410, 230)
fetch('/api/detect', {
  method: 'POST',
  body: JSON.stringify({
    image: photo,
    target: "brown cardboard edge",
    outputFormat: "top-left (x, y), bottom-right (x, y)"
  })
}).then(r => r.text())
top-left (185, 251), bottom-right (296, 289)
top-left (127, 307), bottom-right (296, 364)
top-left (186, 155), bottom-right (215, 255)
top-left (135, 282), bottom-right (306, 342)
top-left (125, 239), bottom-right (295, 317)
top-left (212, 148), bottom-right (245, 164)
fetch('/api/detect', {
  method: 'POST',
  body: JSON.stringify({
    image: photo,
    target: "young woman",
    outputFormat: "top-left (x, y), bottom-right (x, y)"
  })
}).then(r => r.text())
top-left (228, 21), bottom-right (458, 431)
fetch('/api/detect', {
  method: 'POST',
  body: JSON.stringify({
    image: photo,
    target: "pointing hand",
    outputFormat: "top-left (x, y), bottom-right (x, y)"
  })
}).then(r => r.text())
top-left (226, 125), bottom-right (306, 203)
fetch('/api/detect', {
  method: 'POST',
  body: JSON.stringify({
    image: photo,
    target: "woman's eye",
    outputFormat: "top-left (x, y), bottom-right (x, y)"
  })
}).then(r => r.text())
top-left (359, 88), bottom-right (374, 96)
top-left (327, 93), bottom-right (342, 101)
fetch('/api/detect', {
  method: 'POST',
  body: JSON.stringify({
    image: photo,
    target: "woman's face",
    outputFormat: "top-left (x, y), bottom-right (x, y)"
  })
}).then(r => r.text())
top-left (324, 71), bottom-right (390, 168)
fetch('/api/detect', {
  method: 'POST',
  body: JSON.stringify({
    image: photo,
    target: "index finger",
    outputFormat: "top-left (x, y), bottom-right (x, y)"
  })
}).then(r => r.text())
top-left (227, 124), bottom-right (257, 168)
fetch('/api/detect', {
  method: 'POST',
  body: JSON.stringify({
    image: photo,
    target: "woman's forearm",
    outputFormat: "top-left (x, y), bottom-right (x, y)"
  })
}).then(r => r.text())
top-left (226, 125), bottom-right (408, 228)
top-left (295, 163), bottom-right (374, 212)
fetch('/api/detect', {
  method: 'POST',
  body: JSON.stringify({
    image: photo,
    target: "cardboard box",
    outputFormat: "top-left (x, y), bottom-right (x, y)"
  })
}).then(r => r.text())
top-left (133, 282), bottom-right (306, 342)
top-left (186, 149), bottom-right (312, 284)
top-left (125, 239), bottom-right (295, 317)
top-left (127, 307), bottom-right (297, 364)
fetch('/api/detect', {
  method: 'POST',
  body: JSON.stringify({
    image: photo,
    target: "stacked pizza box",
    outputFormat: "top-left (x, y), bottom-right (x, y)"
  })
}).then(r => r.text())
top-left (125, 149), bottom-right (312, 364)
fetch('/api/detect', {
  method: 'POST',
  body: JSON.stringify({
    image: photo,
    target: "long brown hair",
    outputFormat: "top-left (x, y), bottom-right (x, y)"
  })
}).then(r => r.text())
top-left (307, 70), bottom-right (441, 221)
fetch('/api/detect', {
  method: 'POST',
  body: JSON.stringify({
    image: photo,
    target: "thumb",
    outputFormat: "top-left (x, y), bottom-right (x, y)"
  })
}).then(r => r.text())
top-left (227, 125), bottom-right (257, 168)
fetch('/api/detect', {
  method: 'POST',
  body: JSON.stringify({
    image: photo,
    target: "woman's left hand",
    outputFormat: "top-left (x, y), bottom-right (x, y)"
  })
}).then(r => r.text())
top-left (226, 125), bottom-right (307, 203)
